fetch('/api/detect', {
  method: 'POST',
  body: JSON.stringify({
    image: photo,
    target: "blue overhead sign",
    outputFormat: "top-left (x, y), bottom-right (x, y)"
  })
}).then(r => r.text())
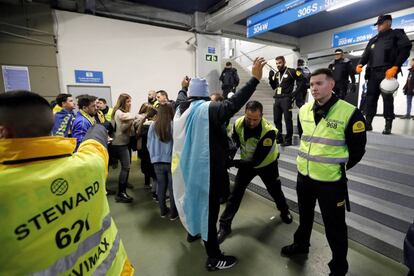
top-left (247, 0), bottom-right (341, 38)
top-left (332, 13), bottom-right (414, 48)
top-left (75, 70), bottom-right (103, 84)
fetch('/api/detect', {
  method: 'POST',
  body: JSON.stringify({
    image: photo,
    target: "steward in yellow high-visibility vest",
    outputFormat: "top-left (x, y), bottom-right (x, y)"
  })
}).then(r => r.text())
top-left (0, 91), bottom-right (134, 276)
top-left (281, 68), bottom-right (366, 276)
top-left (217, 100), bottom-right (292, 244)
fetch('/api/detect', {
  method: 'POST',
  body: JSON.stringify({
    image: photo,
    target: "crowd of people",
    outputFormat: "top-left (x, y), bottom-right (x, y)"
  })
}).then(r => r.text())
top-left (1, 14), bottom-right (413, 276)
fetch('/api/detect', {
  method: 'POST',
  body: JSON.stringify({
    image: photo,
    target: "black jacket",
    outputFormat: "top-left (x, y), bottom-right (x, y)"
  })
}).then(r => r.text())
top-left (269, 67), bottom-right (306, 99)
top-left (179, 78), bottom-right (259, 196)
top-left (359, 28), bottom-right (412, 70)
top-left (175, 88), bottom-right (188, 109)
top-left (297, 95), bottom-right (366, 171)
top-left (219, 68), bottom-right (240, 88)
top-left (403, 68), bottom-right (414, 96)
top-left (329, 58), bottom-right (356, 84)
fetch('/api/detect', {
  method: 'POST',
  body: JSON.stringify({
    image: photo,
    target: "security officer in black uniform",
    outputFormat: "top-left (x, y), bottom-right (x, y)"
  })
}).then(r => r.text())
top-left (296, 59), bottom-right (311, 107)
top-left (356, 14), bottom-right (412, 134)
top-left (217, 100), bottom-right (292, 244)
top-left (328, 49), bottom-right (356, 100)
top-left (269, 56), bottom-right (306, 146)
top-left (281, 68), bottom-right (367, 276)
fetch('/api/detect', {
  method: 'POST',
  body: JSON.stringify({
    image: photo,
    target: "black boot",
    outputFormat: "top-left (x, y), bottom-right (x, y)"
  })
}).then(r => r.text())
top-left (365, 115), bottom-right (373, 131)
top-left (382, 119), bottom-right (393, 135)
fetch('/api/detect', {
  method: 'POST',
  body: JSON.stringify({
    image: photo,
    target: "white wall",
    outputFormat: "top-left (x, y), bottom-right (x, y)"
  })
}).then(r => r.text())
top-left (54, 10), bottom-right (195, 113)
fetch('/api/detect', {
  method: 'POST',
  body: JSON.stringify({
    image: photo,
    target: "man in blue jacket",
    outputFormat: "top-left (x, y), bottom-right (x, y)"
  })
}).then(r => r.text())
top-left (72, 95), bottom-right (97, 150)
top-left (51, 93), bottom-right (76, 137)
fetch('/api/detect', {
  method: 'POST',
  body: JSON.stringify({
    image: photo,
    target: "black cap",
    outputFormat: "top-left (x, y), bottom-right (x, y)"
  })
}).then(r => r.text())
top-left (335, 48), bottom-right (343, 54)
top-left (374, 14), bottom-right (392, 26)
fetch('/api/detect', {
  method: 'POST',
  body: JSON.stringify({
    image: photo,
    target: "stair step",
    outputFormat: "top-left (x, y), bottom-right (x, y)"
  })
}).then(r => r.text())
top-left (228, 168), bottom-right (406, 262)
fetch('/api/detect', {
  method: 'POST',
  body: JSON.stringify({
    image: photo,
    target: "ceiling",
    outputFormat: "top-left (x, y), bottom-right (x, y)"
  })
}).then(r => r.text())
top-left (129, 0), bottom-right (226, 14)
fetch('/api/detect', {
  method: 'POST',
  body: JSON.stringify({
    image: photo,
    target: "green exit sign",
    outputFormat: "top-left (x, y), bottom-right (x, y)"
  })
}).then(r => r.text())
top-left (206, 54), bottom-right (218, 62)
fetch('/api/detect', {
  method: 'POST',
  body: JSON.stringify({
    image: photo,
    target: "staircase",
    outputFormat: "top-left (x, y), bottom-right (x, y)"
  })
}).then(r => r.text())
top-left (225, 59), bottom-right (300, 138)
top-left (224, 59), bottom-right (414, 263)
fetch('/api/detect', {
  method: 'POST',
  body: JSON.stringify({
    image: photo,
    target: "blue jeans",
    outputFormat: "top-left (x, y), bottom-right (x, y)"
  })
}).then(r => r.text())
top-left (154, 163), bottom-right (177, 216)
top-left (407, 95), bottom-right (413, 116)
top-left (109, 145), bottom-right (130, 193)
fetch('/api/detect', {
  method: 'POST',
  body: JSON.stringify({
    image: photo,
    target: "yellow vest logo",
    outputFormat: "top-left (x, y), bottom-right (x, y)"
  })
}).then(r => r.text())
top-left (352, 121), bottom-right (365, 133)
top-left (51, 178), bottom-right (69, 196)
top-left (263, 138), bottom-right (273, 146)
top-left (337, 200), bottom-right (345, 207)
top-left (296, 70), bottom-right (302, 77)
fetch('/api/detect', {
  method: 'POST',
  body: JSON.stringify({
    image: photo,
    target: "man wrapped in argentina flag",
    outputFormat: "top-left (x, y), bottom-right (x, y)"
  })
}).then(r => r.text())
top-left (172, 57), bottom-right (267, 271)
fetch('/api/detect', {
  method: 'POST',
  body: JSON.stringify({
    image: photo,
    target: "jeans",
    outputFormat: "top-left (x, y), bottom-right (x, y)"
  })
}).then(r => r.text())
top-left (110, 145), bottom-right (130, 193)
top-left (407, 95), bottom-right (413, 116)
top-left (154, 163), bottom-right (177, 216)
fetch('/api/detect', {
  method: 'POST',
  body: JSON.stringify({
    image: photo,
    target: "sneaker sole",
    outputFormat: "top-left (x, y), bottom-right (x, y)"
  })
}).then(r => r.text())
top-left (207, 260), bottom-right (238, 272)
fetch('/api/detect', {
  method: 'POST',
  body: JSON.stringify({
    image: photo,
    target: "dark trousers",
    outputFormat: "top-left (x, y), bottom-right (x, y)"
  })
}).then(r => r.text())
top-left (203, 177), bottom-right (222, 258)
top-left (293, 173), bottom-right (348, 275)
top-left (366, 69), bottom-right (395, 119)
top-left (273, 97), bottom-right (293, 142)
top-left (219, 161), bottom-right (289, 228)
top-left (109, 145), bottom-right (131, 193)
top-left (333, 82), bottom-right (348, 100)
top-left (154, 163), bottom-right (177, 216)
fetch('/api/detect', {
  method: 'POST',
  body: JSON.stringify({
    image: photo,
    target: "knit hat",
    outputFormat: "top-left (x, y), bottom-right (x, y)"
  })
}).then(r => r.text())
top-left (188, 78), bottom-right (209, 98)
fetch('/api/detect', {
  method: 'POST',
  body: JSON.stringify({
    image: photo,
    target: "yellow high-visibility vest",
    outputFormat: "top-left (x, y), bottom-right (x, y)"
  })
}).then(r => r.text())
top-left (234, 116), bottom-right (279, 169)
top-left (0, 136), bottom-right (134, 275)
top-left (297, 99), bottom-right (355, 182)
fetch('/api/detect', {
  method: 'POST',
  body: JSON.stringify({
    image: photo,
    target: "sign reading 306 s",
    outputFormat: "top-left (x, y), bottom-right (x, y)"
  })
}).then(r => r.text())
top-left (247, 0), bottom-right (340, 38)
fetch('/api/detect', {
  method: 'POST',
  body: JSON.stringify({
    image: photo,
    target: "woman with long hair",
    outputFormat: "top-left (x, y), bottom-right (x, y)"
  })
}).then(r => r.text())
top-left (111, 93), bottom-right (136, 203)
top-left (147, 103), bottom-right (177, 219)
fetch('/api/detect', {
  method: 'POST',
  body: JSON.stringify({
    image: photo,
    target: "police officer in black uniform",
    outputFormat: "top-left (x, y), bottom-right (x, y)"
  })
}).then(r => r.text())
top-left (269, 56), bottom-right (305, 146)
top-left (328, 49), bottom-right (356, 100)
top-left (296, 59), bottom-right (311, 107)
top-left (356, 14), bottom-right (412, 134)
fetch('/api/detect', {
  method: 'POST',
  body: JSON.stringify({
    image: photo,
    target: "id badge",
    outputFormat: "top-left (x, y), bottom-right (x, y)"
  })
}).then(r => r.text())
top-left (276, 87), bottom-right (282, 95)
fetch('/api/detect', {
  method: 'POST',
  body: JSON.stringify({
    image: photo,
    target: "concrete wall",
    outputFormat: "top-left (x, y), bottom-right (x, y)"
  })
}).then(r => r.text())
top-left (0, 2), bottom-right (60, 102)
top-left (195, 34), bottom-right (222, 94)
top-left (54, 10), bottom-right (195, 113)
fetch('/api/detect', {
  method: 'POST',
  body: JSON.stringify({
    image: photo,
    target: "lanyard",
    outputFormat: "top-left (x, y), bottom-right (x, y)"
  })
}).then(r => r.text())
top-left (277, 68), bottom-right (288, 87)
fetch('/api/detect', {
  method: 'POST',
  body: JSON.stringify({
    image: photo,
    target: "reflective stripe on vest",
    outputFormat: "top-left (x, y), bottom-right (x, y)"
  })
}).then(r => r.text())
top-left (234, 116), bottom-right (279, 169)
top-left (297, 100), bottom-right (355, 182)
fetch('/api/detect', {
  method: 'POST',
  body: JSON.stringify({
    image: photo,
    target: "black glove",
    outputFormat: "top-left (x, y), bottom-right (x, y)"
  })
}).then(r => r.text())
top-left (269, 70), bottom-right (275, 79)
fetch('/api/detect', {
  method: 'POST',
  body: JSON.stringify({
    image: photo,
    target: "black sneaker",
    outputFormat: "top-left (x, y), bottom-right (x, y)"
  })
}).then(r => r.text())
top-left (281, 141), bottom-right (292, 147)
top-left (169, 213), bottom-right (179, 221)
top-left (152, 192), bottom-right (158, 202)
top-left (187, 233), bottom-right (201, 243)
top-left (217, 226), bottom-right (231, 244)
top-left (115, 192), bottom-right (133, 203)
top-left (160, 208), bottom-right (170, 218)
top-left (206, 255), bottom-right (238, 271)
top-left (281, 243), bottom-right (309, 256)
top-left (280, 210), bottom-right (293, 224)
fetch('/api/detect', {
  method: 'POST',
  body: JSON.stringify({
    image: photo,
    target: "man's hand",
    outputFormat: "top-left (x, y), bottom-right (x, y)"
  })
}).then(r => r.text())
top-left (252, 57), bottom-right (267, 81)
top-left (385, 66), bottom-right (398, 80)
top-left (181, 76), bottom-right (191, 89)
top-left (356, 64), bottom-right (363, 74)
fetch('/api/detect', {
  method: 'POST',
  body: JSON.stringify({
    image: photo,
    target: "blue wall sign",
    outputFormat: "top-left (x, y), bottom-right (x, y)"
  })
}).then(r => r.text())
top-left (332, 13), bottom-right (414, 48)
top-left (208, 47), bottom-right (216, 54)
top-left (75, 70), bottom-right (104, 84)
top-left (247, 0), bottom-right (341, 38)
top-left (2, 65), bottom-right (31, 92)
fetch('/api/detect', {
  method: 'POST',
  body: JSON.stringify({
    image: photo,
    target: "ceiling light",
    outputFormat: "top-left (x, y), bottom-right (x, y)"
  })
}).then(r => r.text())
top-left (326, 0), bottom-right (361, 12)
